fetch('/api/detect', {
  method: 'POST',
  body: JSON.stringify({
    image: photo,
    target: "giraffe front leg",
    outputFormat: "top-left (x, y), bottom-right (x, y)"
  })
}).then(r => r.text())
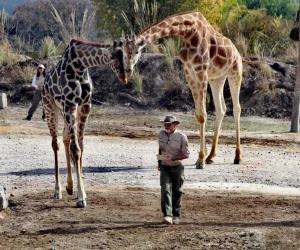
top-left (195, 112), bottom-right (207, 169)
top-left (65, 106), bottom-right (87, 208)
top-left (63, 126), bottom-right (73, 195)
top-left (52, 136), bottom-right (62, 199)
top-left (77, 103), bottom-right (91, 175)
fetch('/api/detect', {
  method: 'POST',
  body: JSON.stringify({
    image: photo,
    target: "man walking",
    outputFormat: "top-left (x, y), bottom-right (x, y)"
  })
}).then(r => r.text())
top-left (157, 115), bottom-right (190, 225)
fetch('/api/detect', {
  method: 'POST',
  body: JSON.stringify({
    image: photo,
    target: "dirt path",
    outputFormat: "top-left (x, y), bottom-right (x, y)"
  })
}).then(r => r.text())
top-left (0, 105), bottom-right (300, 249)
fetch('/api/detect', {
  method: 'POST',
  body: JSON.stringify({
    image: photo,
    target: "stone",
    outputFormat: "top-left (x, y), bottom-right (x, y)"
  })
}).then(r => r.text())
top-left (0, 186), bottom-right (8, 210)
top-left (0, 93), bottom-right (7, 109)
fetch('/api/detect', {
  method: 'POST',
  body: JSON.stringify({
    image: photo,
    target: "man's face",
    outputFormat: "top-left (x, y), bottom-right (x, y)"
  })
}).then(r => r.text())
top-left (164, 123), bottom-right (176, 134)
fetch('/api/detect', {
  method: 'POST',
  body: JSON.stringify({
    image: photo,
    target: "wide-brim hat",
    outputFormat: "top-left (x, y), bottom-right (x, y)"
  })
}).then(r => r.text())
top-left (37, 64), bottom-right (45, 69)
top-left (160, 115), bottom-right (180, 125)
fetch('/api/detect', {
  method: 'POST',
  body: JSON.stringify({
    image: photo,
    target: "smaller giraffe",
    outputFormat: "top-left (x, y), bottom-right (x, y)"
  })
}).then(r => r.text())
top-left (122, 11), bottom-right (244, 169)
top-left (42, 39), bottom-right (126, 207)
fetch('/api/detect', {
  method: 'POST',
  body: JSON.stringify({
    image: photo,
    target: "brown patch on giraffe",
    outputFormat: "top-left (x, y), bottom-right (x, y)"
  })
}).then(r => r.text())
top-left (158, 22), bottom-right (167, 28)
top-left (169, 28), bottom-right (177, 35)
top-left (193, 55), bottom-right (203, 64)
top-left (232, 61), bottom-right (238, 71)
top-left (194, 65), bottom-right (202, 71)
top-left (151, 26), bottom-right (160, 34)
top-left (218, 47), bottom-right (226, 58)
top-left (77, 50), bottom-right (84, 57)
top-left (190, 34), bottom-right (199, 47)
top-left (184, 20), bottom-right (194, 26)
top-left (179, 49), bottom-right (188, 61)
top-left (172, 21), bottom-right (180, 26)
top-left (209, 45), bottom-right (217, 58)
top-left (210, 37), bottom-right (217, 46)
top-left (214, 56), bottom-right (227, 68)
top-left (161, 30), bottom-right (168, 37)
top-left (184, 30), bottom-right (194, 39)
top-left (188, 48), bottom-right (197, 60)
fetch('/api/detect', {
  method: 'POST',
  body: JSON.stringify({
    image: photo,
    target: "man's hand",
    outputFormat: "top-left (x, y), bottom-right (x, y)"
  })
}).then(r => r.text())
top-left (162, 152), bottom-right (173, 165)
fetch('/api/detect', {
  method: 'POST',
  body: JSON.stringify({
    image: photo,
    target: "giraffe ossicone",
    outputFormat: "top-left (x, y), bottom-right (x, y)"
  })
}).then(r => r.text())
top-left (42, 39), bottom-right (126, 207)
top-left (123, 11), bottom-right (243, 169)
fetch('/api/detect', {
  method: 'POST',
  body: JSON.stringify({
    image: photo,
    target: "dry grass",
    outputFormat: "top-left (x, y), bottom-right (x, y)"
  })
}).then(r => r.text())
top-left (0, 42), bottom-right (18, 65)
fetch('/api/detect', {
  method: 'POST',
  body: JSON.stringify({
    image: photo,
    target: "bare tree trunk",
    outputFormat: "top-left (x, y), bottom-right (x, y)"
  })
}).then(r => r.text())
top-left (290, 4), bottom-right (300, 132)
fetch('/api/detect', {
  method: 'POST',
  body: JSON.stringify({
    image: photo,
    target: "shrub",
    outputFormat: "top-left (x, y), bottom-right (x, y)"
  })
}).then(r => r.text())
top-left (13, 66), bottom-right (35, 84)
top-left (39, 36), bottom-right (58, 58)
top-left (0, 41), bottom-right (18, 66)
top-left (131, 71), bottom-right (143, 94)
top-left (160, 38), bottom-right (181, 69)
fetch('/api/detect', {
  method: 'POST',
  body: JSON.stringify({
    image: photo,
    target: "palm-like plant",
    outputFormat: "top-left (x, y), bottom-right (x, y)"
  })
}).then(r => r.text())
top-left (51, 4), bottom-right (96, 44)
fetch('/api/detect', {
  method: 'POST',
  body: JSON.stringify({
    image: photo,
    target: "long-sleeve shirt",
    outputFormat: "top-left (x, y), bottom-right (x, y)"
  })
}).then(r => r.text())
top-left (31, 75), bottom-right (45, 90)
top-left (158, 129), bottom-right (190, 166)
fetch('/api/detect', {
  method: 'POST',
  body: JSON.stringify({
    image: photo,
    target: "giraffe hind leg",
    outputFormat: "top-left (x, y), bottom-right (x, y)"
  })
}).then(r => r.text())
top-left (43, 97), bottom-right (62, 199)
top-left (205, 77), bottom-right (227, 164)
top-left (228, 67), bottom-right (242, 164)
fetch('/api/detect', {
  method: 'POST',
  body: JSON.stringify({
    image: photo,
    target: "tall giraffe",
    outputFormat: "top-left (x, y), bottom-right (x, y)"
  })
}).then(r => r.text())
top-left (123, 11), bottom-right (243, 169)
top-left (42, 39), bottom-right (126, 207)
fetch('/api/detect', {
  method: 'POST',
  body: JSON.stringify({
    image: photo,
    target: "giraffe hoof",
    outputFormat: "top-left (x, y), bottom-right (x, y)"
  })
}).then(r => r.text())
top-left (206, 159), bottom-right (214, 164)
top-left (195, 161), bottom-right (204, 169)
top-left (234, 158), bottom-right (241, 164)
top-left (76, 200), bottom-right (86, 208)
top-left (53, 192), bottom-right (62, 200)
top-left (66, 186), bottom-right (73, 196)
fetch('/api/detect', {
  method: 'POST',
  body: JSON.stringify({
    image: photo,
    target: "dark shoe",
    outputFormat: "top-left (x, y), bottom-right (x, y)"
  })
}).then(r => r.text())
top-left (23, 116), bottom-right (31, 121)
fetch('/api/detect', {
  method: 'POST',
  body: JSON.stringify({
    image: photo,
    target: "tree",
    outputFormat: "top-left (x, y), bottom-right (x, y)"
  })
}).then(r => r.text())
top-left (10, 0), bottom-right (97, 51)
top-left (290, 3), bottom-right (300, 132)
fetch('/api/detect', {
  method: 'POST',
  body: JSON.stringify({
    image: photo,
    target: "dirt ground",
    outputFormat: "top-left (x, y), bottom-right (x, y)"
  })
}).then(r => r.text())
top-left (0, 105), bottom-right (300, 249)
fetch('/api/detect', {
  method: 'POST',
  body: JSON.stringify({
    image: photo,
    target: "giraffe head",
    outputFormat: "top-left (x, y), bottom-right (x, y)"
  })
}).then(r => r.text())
top-left (123, 35), bottom-right (146, 80)
top-left (111, 40), bottom-right (127, 84)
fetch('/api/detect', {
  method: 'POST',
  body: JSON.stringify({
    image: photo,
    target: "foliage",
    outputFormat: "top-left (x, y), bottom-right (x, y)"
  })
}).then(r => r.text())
top-left (179, 0), bottom-right (225, 26)
top-left (238, 0), bottom-right (298, 20)
top-left (0, 41), bottom-right (17, 65)
top-left (10, 0), bottom-right (97, 50)
top-left (39, 36), bottom-right (58, 58)
top-left (221, 6), bottom-right (293, 57)
top-left (160, 38), bottom-right (182, 68)
top-left (121, 0), bottom-right (158, 35)
top-left (0, 9), bottom-right (14, 43)
top-left (14, 65), bottom-right (35, 84)
top-left (131, 71), bottom-right (143, 94)
top-left (92, 0), bottom-right (184, 38)
top-left (51, 3), bottom-right (96, 44)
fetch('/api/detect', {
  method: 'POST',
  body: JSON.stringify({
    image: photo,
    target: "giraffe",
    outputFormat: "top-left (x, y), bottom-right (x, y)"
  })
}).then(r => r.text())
top-left (123, 11), bottom-right (243, 169)
top-left (42, 39), bottom-right (126, 207)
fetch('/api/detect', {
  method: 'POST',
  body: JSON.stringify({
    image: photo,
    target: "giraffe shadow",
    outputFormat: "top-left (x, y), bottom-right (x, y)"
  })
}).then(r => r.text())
top-left (1, 166), bottom-right (141, 176)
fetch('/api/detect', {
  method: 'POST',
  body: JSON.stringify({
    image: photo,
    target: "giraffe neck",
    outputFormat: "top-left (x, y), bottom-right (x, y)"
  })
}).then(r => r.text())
top-left (66, 40), bottom-right (113, 70)
top-left (137, 11), bottom-right (205, 44)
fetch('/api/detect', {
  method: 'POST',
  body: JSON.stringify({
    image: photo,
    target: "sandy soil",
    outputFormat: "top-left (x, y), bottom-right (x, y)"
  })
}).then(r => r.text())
top-left (0, 105), bottom-right (300, 249)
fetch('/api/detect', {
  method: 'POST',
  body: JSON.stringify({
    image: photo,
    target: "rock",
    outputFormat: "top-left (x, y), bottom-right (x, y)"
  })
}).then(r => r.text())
top-left (0, 93), bottom-right (7, 109)
top-left (0, 186), bottom-right (8, 210)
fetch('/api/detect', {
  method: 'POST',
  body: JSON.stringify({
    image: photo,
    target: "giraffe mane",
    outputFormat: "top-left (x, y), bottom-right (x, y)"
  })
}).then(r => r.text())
top-left (70, 38), bottom-right (111, 48)
top-left (137, 10), bottom-right (200, 36)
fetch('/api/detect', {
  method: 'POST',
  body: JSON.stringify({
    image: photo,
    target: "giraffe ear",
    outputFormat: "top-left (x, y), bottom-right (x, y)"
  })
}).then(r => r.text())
top-left (113, 40), bottom-right (118, 48)
top-left (137, 40), bottom-right (145, 48)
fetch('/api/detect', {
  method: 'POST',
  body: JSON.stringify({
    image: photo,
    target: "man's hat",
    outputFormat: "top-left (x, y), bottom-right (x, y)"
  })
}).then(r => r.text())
top-left (160, 115), bottom-right (180, 125)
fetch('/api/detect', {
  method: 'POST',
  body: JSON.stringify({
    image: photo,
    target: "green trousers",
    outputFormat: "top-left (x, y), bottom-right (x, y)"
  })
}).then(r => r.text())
top-left (160, 164), bottom-right (184, 217)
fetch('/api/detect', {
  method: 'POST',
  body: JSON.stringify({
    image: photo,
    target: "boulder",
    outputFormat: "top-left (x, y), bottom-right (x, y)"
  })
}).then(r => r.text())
top-left (0, 186), bottom-right (8, 210)
top-left (0, 93), bottom-right (7, 109)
